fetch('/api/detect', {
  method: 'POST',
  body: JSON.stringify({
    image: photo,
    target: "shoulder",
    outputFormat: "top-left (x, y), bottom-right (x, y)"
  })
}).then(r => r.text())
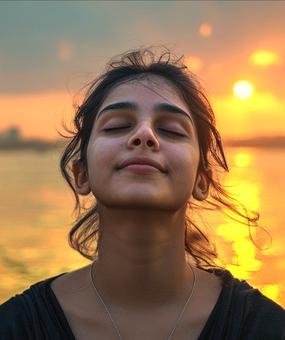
top-left (221, 269), bottom-right (285, 337)
top-left (0, 273), bottom-right (67, 339)
top-left (206, 267), bottom-right (285, 337)
top-left (241, 287), bottom-right (285, 338)
top-left (0, 293), bottom-right (33, 338)
top-left (50, 264), bottom-right (91, 294)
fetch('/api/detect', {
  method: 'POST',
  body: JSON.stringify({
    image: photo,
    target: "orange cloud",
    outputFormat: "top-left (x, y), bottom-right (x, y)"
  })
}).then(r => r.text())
top-left (212, 92), bottom-right (285, 139)
top-left (0, 91), bottom-right (74, 140)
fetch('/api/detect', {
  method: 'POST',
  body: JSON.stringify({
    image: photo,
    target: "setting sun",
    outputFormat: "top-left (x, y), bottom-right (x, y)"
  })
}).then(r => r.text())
top-left (233, 80), bottom-right (254, 100)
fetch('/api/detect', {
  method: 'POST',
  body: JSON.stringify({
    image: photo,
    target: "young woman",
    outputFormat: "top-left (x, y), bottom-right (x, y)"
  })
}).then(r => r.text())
top-left (1, 47), bottom-right (285, 340)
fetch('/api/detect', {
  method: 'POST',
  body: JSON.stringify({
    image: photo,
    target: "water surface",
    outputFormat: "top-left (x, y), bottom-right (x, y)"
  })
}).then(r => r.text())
top-left (0, 147), bottom-right (284, 308)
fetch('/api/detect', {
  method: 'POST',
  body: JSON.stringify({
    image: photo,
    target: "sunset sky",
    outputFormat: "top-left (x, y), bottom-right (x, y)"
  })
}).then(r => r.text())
top-left (0, 1), bottom-right (284, 141)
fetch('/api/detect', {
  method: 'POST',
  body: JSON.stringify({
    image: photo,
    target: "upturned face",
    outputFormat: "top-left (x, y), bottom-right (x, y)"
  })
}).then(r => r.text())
top-left (79, 74), bottom-right (206, 211)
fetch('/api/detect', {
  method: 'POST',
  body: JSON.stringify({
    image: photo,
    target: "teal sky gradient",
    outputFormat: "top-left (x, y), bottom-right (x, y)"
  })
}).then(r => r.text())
top-left (0, 1), bottom-right (284, 95)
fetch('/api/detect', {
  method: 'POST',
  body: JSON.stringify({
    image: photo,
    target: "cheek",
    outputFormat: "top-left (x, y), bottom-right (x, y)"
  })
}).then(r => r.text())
top-left (167, 143), bottom-right (199, 174)
top-left (167, 146), bottom-right (199, 193)
top-left (87, 138), bottom-right (121, 182)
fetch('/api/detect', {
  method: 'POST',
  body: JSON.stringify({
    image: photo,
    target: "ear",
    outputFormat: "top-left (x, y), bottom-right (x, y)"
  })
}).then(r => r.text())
top-left (192, 169), bottom-right (211, 201)
top-left (72, 160), bottom-right (91, 195)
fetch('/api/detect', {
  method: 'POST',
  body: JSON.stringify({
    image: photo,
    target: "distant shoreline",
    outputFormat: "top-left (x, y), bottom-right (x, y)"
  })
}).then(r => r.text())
top-left (0, 139), bottom-right (66, 151)
top-left (0, 136), bottom-right (285, 151)
top-left (223, 136), bottom-right (285, 149)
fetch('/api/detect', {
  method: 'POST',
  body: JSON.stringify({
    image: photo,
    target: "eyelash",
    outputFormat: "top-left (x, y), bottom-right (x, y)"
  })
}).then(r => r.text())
top-left (102, 126), bottom-right (185, 137)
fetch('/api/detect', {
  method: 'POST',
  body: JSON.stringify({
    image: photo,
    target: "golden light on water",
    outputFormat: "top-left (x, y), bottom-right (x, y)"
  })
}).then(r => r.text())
top-left (199, 23), bottom-right (212, 37)
top-left (250, 50), bottom-right (281, 67)
top-left (260, 284), bottom-right (281, 302)
top-left (233, 80), bottom-right (254, 100)
top-left (217, 221), bottom-right (262, 280)
top-left (217, 170), bottom-right (262, 280)
top-left (235, 153), bottom-right (251, 168)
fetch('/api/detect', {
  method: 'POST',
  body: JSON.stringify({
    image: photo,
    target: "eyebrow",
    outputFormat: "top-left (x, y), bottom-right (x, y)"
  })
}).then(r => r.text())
top-left (96, 101), bottom-right (194, 125)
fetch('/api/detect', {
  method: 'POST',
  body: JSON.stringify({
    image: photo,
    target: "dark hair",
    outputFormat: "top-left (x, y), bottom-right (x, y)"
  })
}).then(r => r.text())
top-left (59, 46), bottom-right (270, 270)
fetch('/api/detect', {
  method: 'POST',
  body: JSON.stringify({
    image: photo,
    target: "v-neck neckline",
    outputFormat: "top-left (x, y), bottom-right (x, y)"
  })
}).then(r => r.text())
top-left (44, 267), bottom-right (230, 340)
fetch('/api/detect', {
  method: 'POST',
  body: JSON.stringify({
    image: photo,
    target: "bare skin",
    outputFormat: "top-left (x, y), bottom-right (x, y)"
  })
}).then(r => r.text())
top-left (51, 263), bottom-right (222, 340)
top-left (51, 75), bottom-right (222, 339)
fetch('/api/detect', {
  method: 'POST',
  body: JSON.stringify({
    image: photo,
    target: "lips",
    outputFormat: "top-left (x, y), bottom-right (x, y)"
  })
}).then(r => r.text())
top-left (117, 156), bottom-right (166, 173)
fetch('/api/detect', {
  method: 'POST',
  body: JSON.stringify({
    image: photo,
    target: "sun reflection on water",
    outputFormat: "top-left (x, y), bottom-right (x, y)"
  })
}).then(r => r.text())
top-left (215, 149), bottom-right (283, 304)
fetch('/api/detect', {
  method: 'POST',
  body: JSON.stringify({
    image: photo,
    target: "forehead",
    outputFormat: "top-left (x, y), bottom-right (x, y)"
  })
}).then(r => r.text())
top-left (98, 74), bottom-right (189, 111)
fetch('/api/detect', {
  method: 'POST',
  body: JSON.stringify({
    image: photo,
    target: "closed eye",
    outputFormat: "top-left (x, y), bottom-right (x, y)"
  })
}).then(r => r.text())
top-left (158, 128), bottom-right (186, 137)
top-left (103, 126), bottom-right (131, 132)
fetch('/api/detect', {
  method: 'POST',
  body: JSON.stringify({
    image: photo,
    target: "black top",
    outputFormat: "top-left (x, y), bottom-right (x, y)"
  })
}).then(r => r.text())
top-left (1, 268), bottom-right (285, 340)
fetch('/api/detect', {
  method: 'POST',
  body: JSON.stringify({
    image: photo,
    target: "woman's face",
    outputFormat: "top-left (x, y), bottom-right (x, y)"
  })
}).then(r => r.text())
top-left (85, 75), bottom-right (201, 211)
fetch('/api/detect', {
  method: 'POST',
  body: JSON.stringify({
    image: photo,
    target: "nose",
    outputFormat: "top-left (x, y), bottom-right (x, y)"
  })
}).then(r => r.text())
top-left (127, 122), bottom-right (160, 150)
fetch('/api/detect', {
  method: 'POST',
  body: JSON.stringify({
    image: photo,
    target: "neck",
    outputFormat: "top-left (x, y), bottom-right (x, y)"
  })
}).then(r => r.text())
top-left (91, 206), bottom-right (195, 311)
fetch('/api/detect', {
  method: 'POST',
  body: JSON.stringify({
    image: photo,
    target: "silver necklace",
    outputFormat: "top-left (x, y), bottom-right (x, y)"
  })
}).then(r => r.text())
top-left (89, 259), bottom-right (196, 340)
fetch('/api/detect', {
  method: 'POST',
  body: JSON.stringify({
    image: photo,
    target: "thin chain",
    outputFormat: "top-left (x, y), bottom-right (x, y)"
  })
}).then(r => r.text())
top-left (89, 259), bottom-right (196, 340)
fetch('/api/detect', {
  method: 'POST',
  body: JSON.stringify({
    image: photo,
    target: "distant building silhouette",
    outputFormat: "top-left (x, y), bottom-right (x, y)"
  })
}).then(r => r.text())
top-left (0, 126), bottom-right (66, 151)
top-left (0, 126), bottom-right (21, 142)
